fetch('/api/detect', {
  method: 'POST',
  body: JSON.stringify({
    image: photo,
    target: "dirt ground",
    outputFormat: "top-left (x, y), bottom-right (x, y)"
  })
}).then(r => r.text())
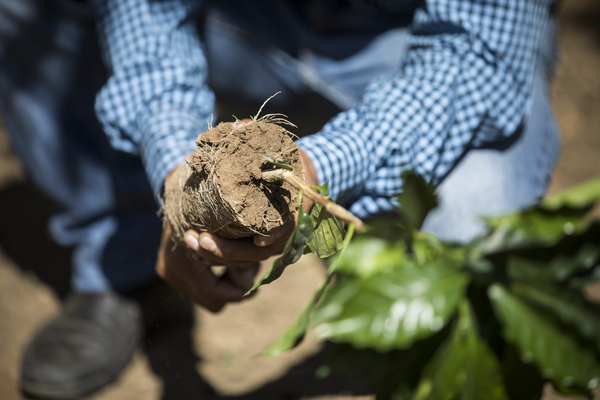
top-left (1, 1), bottom-right (600, 399)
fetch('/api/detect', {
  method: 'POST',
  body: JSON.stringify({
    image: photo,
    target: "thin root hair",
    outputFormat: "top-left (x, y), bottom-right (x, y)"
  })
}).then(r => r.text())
top-left (253, 91), bottom-right (281, 120)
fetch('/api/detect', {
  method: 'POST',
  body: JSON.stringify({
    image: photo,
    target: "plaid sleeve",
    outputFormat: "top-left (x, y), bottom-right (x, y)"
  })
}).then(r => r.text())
top-left (93, 0), bottom-right (215, 196)
top-left (297, 0), bottom-right (554, 219)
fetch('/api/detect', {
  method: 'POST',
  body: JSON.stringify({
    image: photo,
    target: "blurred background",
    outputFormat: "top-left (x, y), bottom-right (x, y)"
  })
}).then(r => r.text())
top-left (0, 0), bottom-right (599, 399)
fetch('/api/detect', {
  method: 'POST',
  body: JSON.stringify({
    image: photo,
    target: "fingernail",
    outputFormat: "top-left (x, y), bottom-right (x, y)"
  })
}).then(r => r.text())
top-left (199, 236), bottom-right (217, 253)
top-left (256, 235), bottom-right (271, 247)
top-left (184, 234), bottom-right (199, 251)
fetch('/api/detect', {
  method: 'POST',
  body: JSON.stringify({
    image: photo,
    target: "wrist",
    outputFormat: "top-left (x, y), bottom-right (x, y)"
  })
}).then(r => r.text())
top-left (299, 149), bottom-right (318, 186)
top-left (299, 148), bottom-right (318, 212)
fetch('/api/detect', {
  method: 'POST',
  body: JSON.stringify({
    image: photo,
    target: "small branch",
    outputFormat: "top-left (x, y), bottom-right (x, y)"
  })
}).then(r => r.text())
top-left (262, 154), bottom-right (294, 171)
top-left (262, 169), bottom-right (365, 231)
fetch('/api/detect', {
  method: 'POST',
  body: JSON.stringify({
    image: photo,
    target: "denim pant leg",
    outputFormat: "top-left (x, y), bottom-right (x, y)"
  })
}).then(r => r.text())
top-left (421, 19), bottom-right (561, 243)
top-left (0, 0), bottom-right (162, 292)
top-left (421, 71), bottom-right (560, 242)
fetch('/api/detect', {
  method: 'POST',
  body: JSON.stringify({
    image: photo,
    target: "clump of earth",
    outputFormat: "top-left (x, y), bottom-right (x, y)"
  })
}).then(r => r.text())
top-left (163, 120), bottom-right (303, 241)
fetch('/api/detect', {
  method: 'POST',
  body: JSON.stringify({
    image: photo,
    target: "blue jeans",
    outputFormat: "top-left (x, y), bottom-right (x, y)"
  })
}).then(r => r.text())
top-left (0, 0), bottom-right (162, 292)
top-left (0, 0), bottom-right (559, 293)
top-left (421, 18), bottom-right (561, 242)
top-left (421, 70), bottom-right (560, 242)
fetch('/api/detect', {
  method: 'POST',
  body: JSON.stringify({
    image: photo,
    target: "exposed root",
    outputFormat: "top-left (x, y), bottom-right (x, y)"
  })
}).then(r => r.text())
top-left (261, 169), bottom-right (365, 231)
top-left (163, 119), bottom-right (302, 242)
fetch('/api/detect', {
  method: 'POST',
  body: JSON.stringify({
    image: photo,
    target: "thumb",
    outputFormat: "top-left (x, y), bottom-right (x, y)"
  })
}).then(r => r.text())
top-left (253, 214), bottom-right (296, 247)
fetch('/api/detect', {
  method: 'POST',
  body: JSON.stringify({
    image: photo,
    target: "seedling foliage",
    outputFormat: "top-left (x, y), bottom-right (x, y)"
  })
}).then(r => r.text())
top-left (252, 171), bottom-right (600, 399)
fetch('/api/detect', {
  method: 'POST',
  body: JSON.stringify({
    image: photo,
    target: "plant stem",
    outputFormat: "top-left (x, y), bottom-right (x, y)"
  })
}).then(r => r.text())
top-left (262, 169), bottom-right (365, 230)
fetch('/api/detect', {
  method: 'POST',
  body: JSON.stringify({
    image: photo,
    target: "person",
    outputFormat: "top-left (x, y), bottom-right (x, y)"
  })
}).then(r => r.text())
top-left (1, 0), bottom-right (560, 398)
top-left (0, 1), bottom-right (167, 398)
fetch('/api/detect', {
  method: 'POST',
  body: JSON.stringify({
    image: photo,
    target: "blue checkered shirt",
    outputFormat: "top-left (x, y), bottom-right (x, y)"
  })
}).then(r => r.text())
top-left (93, 0), bottom-right (555, 219)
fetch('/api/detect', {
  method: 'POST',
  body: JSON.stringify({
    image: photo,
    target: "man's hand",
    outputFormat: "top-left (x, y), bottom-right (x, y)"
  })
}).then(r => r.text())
top-left (156, 141), bottom-right (318, 312)
top-left (156, 220), bottom-right (256, 312)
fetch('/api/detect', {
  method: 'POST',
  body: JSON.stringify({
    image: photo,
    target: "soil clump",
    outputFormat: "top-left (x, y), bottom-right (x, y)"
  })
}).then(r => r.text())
top-left (163, 120), bottom-right (303, 241)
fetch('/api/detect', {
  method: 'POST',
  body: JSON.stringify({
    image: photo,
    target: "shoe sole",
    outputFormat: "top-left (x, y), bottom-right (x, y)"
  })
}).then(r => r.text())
top-left (21, 343), bottom-right (136, 399)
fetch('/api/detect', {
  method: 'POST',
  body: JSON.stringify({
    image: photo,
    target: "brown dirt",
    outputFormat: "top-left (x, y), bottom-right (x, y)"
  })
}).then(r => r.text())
top-left (1, 1), bottom-right (600, 399)
top-left (164, 120), bottom-right (302, 241)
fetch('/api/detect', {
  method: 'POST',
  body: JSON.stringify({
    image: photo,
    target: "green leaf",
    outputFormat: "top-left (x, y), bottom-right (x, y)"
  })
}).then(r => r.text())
top-left (568, 266), bottom-right (600, 290)
top-left (511, 282), bottom-right (600, 353)
top-left (413, 300), bottom-right (508, 400)
top-left (488, 284), bottom-right (600, 392)
top-left (500, 344), bottom-right (546, 400)
top-left (263, 223), bottom-right (357, 355)
top-left (330, 236), bottom-right (407, 279)
top-left (507, 242), bottom-right (600, 286)
top-left (412, 231), bottom-right (465, 266)
top-left (246, 192), bottom-right (313, 294)
top-left (307, 182), bottom-right (346, 258)
top-left (322, 330), bottom-right (452, 400)
top-left (542, 176), bottom-right (600, 213)
top-left (362, 217), bottom-right (408, 242)
top-left (262, 271), bottom-right (333, 355)
top-left (472, 208), bottom-right (587, 255)
top-left (397, 171), bottom-right (439, 231)
top-left (262, 153), bottom-right (295, 171)
top-left (321, 344), bottom-right (415, 399)
top-left (470, 178), bottom-right (600, 258)
top-left (472, 176), bottom-right (600, 256)
top-left (310, 241), bottom-right (469, 352)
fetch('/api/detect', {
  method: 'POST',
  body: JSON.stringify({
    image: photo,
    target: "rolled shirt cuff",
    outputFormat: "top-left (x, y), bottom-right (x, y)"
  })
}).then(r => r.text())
top-left (296, 129), bottom-right (370, 207)
top-left (138, 108), bottom-right (211, 198)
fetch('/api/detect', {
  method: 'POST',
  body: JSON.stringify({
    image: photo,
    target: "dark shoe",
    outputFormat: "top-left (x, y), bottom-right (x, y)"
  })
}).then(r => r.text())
top-left (20, 292), bottom-right (142, 399)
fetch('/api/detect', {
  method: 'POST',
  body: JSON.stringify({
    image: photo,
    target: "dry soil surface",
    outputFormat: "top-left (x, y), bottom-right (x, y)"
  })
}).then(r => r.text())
top-left (1, 1), bottom-right (600, 399)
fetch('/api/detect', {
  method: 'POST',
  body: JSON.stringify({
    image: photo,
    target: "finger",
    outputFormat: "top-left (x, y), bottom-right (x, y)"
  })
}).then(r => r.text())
top-left (157, 250), bottom-right (225, 312)
top-left (188, 266), bottom-right (247, 312)
top-left (164, 261), bottom-right (222, 311)
top-left (253, 214), bottom-right (296, 247)
top-left (160, 240), bottom-right (247, 310)
top-left (202, 277), bottom-right (248, 312)
top-left (193, 261), bottom-right (247, 301)
top-left (191, 252), bottom-right (258, 269)
top-left (163, 263), bottom-right (226, 312)
top-left (299, 148), bottom-right (318, 212)
top-left (226, 262), bottom-right (260, 291)
top-left (238, 118), bottom-right (253, 125)
top-left (185, 230), bottom-right (268, 264)
top-left (219, 271), bottom-right (257, 300)
top-left (186, 231), bottom-right (275, 262)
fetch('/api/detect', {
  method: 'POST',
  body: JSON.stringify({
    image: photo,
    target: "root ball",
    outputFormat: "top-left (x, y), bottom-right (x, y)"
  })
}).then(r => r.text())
top-left (163, 120), bottom-right (303, 241)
